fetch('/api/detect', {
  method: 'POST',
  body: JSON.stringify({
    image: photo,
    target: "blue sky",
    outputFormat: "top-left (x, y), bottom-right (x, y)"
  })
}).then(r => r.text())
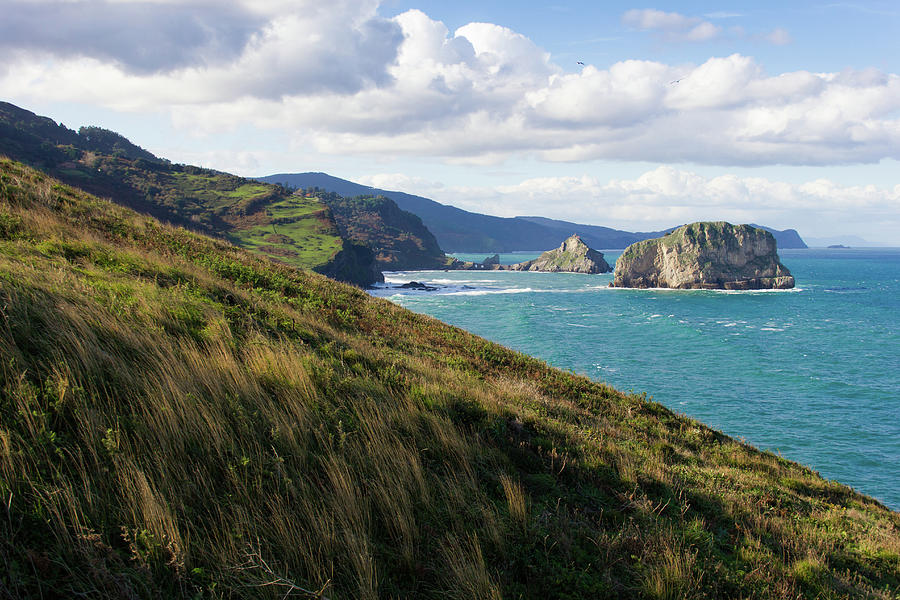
top-left (2, 0), bottom-right (898, 244)
top-left (383, 0), bottom-right (899, 74)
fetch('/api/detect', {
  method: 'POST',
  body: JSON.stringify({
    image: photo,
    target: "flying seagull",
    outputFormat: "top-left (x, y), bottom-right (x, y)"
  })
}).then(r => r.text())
top-left (577, 61), bottom-right (585, 65)
top-left (670, 77), bottom-right (684, 85)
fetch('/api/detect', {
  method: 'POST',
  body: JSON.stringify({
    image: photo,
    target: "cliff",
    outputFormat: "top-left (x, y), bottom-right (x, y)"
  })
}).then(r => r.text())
top-left (612, 222), bottom-right (795, 289)
top-left (508, 234), bottom-right (611, 273)
top-left (319, 192), bottom-right (450, 270)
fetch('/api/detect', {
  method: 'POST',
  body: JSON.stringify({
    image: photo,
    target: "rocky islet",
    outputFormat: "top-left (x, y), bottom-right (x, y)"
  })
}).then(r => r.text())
top-left (611, 222), bottom-right (795, 290)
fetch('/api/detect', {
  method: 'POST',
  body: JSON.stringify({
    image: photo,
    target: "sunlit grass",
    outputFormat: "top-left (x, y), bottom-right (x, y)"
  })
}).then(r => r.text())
top-left (1, 157), bottom-right (898, 598)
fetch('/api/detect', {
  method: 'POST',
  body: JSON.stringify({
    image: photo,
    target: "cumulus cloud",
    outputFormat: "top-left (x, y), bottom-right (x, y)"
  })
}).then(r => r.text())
top-left (0, 1), bottom-right (265, 74)
top-left (2, 3), bottom-right (899, 167)
top-left (377, 167), bottom-right (900, 238)
top-left (1, 0), bottom-right (402, 93)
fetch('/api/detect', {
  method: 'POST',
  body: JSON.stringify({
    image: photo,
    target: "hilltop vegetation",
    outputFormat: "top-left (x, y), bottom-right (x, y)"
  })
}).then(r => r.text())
top-left (2, 158), bottom-right (898, 598)
top-left (613, 222), bottom-right (795, 290)
top-left (316, 190), bottom-right (451, 270)
top-left (0, 102), bottom-right (159, 167)
top-left (0, 101), bottom-right (378, 286)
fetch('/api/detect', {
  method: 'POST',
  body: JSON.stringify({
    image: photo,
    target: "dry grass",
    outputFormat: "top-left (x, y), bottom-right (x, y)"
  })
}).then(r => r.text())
top-left (1, 157), bottom-right (899, 598)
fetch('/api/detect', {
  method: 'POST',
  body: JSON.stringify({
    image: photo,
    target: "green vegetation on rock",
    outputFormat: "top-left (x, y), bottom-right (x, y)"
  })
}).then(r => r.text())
top-left (314, 191), bottom-right (450, 270)
top-left (2, 158), bottom-right (898, 599)
top-left (508, 235), bottom-right (611, 273)
top-left (614, 222), bottom-right (795, 290)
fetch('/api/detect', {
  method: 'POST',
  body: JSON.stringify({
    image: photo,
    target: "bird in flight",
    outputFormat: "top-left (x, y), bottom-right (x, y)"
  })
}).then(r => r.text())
top-left (670, 77), bottom-right (684, 85)
top-left (577, 61), bottom-right (585, 65)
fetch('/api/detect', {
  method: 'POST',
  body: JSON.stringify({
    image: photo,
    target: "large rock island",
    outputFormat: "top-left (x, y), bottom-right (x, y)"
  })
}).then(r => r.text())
top-left (611, 222), bottom-right (795, 289)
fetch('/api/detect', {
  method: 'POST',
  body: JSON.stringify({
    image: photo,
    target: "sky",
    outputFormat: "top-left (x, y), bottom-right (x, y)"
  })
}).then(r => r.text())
top-left (2, 0), bottom-right (899, 244)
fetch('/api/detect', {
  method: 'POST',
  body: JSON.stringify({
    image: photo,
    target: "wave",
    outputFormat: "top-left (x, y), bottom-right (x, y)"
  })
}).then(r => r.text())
top-left (369, 283), bottom-right (541, 298)
top-left (444, 287), bottom-right (537, 296)
top-left (607, 286), bottom-right (803, 294)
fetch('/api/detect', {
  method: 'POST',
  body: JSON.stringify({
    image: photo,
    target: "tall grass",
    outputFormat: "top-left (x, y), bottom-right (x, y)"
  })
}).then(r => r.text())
top-left (1, 157), bottom-right (899, 598)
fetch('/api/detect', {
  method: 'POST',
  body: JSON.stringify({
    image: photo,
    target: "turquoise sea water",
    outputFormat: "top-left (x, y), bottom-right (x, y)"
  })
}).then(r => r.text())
top-left (371, 248), bottom-right (900, 510)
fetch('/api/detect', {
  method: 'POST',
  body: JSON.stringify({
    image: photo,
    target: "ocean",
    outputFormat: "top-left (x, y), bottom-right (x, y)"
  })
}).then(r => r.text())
top-left (370, 248), bottom-right (900, 510)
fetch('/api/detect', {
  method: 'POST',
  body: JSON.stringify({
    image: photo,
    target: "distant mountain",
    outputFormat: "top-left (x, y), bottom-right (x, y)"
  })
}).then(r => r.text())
top-left (749, 224), bottom-right (808, 249)
top-left (516, 216), bottom-right (671, 250)
top-left (260, 172), bottom-right (808, 251)
top-left (261, 172), bottom-right (567, 252)
top-left (805, 235), bottom-right (885, 248)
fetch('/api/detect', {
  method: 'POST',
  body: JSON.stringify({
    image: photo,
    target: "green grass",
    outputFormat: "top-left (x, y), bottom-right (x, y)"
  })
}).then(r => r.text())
top-left (69, 158), bottom-right (351, 276)
top-left (1, 157), bottom-right (899, 599)
top-left (227, 195), bottom-right (344, 268)
top-left (1, 106), bottom-right (374, 283)
top-left (166, 172), bottom-right (273, 211)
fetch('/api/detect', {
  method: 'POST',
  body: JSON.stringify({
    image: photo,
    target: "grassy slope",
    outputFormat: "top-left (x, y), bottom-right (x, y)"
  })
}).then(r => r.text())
top-left (60, 156), bottom-right (346, 275)
top-left (1, 158), bottom-right (898, 599)
top-left (0, 103), bottom-right (359, 281)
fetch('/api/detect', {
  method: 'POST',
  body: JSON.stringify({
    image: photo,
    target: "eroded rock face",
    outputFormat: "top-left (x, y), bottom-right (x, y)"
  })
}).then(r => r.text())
top-left (508, 235), bottom-right (611, 273)
top-left (482, 253), bottom-right (501, 266)
top-left (611, 222), bottom-right (794, 289)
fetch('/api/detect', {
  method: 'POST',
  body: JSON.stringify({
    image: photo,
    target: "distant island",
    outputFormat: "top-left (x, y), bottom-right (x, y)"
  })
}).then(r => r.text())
top-left (828, 244), bottom-right (850, 249)
top-left (452, 235), bottom-right (611, 273)
top-left (612, 222), bottom-right (795, 290)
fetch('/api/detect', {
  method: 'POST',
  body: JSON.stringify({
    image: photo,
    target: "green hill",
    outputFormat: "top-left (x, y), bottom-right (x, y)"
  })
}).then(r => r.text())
top-left (2, 158), bottom-right (898, 598)
top-left (0, 101), bottom-right (378, 287)
top-left (316, 190), bottom-right (451, 270)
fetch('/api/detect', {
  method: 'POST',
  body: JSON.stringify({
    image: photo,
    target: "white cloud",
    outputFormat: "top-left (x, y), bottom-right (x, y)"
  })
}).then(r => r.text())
top-left (375, 167), bottom-right (900, 239)
top-left (356, 172), bottom-right (445, 194)
top-left (623, 8), bottom-right (793, 46)
top-left (622, 8), bottom-right (721, 42)
top-left (0, 0), bottom-right (264, 73)
top-left (623, 8), bottom-right (697, 31)
top-left (1, 0), bottom-right (402, 96)
top-left (1, 3), bottom-right (899, 168)
top-left (763, 28), bottom-right (792, 46)
top-left (685, 21), bottom-right (721, 41)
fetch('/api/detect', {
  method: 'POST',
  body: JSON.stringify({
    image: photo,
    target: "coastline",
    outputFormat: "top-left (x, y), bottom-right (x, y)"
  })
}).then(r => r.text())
top-left (370, 249), bottom-right (900, 510)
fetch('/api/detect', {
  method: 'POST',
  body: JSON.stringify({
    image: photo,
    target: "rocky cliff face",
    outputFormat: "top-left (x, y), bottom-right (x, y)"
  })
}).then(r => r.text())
top-left (508, 235), bottom-right (611, 273)
top-left (314, 241), bottom-right (384, 287)
top-left (612, 222), bottom-right (794, 289)
top-left (323, 193), bottom-right (449, 270)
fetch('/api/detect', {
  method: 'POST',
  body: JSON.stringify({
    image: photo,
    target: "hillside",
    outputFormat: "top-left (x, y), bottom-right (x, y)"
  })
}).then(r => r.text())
top-left (2, 157), bottom-right (898, 598)
top-left (261, 172), bottom-right (808, 251)
top-left (0, 102), bottom-right (378, 286)
top-left (315, 190), bottom-right (451, 270)
top-left (0, 101), bottom-right (160, 167)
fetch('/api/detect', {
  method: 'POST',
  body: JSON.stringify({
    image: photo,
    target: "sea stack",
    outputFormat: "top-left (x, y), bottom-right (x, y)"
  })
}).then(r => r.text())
top-left (611, 222), bottom-right (794, 290)
top-left (508, 234), bottom-right (611, 273)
